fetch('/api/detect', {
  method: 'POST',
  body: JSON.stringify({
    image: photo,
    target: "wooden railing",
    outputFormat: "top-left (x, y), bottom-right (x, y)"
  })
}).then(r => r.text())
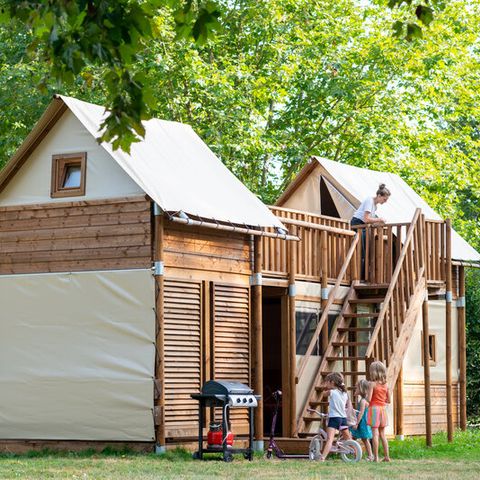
top-left (365, 209), bottom-right (426, 384)
top-left (351, 218), bottom-right (447, 285)
top-left (264, 207), bottom-right (356, 283)
top-left (265, 207), bottom-right (448, 287)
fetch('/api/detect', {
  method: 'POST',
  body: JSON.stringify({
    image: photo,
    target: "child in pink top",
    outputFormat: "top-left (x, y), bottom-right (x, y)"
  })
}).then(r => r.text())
top-left (367, 361), bottom-right (391, 462)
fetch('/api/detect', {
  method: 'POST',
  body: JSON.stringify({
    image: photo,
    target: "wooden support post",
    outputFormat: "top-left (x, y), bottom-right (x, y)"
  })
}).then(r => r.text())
top-left (154, 208), bottom-right (166, 454)
top-left (445, 219), bottom-right (453, 442)
top-left (458, 266), bottom-right (467, 431)
top-left (422, 291), bottom-right (432, 447)
top-left (321, 230), bottom-right (329, 354)
top-left (252, 236), bottom-right (264, 450)
top-left (396, 367), bottom-right (404, 440)
top-left (288, 228), bottom-right (297, 437)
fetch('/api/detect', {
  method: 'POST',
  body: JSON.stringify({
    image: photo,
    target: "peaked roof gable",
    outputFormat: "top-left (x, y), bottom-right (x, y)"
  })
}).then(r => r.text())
top-left (0, 95), bottom-right (283, 230)
top-left (278, 156), bottom-right (480, 263)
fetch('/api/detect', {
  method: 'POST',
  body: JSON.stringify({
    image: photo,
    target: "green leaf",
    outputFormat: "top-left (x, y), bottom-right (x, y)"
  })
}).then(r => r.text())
top-left (416, 6), bottom-right (434, 27)
top-left (406, 23), bottom-right (423, 41)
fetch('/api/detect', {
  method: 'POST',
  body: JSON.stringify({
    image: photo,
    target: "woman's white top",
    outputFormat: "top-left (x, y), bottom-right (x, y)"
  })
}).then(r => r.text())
top-left (329, 388), bottom-right (348, 418)
top-left (353, 197), bottom-right (376, 221)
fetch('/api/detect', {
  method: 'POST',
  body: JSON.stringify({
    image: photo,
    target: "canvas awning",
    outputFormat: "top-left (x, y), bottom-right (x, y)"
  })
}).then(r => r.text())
top-left (313, 157), bottom-right (480, 263)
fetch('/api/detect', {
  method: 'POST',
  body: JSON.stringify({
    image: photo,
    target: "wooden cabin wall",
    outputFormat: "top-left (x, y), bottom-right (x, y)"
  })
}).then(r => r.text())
top-left (0, 196), bottom-right (152, 274)
top-left (162, 223), bottom-right (252, 440)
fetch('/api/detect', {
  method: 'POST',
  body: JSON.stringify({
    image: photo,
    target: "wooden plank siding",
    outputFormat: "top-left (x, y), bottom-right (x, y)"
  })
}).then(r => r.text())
top-left (164, 279), bottom-right (203, 440)
top-left (164, 224), bottom-right (250, 275)
top-left (403, 382), bottom-right (459, 435)
top-left (213, 283), bottom-right (251, 434)
top-left (0, 196), bottom-right (152, 274)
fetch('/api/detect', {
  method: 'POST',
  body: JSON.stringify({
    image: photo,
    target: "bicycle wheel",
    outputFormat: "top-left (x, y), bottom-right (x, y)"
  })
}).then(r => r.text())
top-left (308, 436), bottom-right (324, 461)
top-left (339, 439), bottom-right (362, 463)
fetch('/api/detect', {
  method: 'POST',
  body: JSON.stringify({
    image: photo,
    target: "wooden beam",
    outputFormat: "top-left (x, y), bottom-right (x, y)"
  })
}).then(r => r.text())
top-left (287, 227), bottom-right (297, 437)
top-left (396, 367), bottom-right (404, 439)
top-left (445, 219), bottom-right (453, 442)
top-left (458, 266), bottom-right (467, 431)
top-left (154, 209), bottom-right (166, 453)
top-left (252, 236), bottom-right (264, 447)
top-left (321, 230), bottom-right (328, 354)
top-left (422, 291), bottom-right (432, 447)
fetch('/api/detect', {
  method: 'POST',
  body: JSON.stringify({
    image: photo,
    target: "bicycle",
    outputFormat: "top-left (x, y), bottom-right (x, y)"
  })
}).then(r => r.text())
top-left (307, 408), bottom-right (362, 463)
top-left (265, 390), bottom-right (362, 463)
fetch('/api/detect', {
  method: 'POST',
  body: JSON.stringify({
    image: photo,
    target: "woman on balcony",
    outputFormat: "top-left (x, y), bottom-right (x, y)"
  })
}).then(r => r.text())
top-left (351, 184), bottom-right (391, 279)
top-left (350, 184), bottom-right (391, 227)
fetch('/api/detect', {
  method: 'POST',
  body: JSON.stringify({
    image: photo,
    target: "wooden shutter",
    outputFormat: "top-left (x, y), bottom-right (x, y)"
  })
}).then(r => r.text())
top-left (212, 283), bottom-right (250, 433)
top-left (164, 279), bottom-right (202, 438)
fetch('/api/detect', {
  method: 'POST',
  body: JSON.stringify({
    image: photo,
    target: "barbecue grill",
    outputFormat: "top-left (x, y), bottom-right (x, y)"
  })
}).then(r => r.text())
top-left (191, 380), bottom-right (260, 462)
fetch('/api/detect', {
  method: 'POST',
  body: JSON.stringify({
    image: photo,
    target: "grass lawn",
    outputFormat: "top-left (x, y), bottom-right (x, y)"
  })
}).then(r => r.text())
top-left (1, 431), bottom-right (479, 480)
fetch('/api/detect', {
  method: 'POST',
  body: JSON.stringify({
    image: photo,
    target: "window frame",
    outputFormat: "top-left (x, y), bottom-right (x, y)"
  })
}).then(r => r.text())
top-left (51, 152), bottom-right (87, 198)
top-left (421, 332), bottom-right (437, 366)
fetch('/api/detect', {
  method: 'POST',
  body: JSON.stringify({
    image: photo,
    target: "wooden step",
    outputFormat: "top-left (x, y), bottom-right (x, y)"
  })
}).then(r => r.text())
top-left (343, 312), bottom-right (379, 318)
top-left (355, 283), bottom-right (389, 291)
top-left (321, 371), bottom-right (366, 376)
top-left (326, 356), bottom-right (367, 361)
top-left (309, 400), bottom-right (329, 407)
top-left (332, 341), bottom-right (369, 347)
top-left (337, 327), bottom-right (374, 333)
top-left (349, 298), bottom-right (385, 304)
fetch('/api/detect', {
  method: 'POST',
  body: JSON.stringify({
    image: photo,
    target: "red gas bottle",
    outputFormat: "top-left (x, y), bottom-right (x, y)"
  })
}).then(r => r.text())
top-left (207, 423), bottom-right (234, 447)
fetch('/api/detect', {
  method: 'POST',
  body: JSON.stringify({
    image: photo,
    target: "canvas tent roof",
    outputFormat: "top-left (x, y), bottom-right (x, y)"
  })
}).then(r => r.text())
top-left (277, 156), bottom-right (480, 264)
top-left (0, 95), bottom-right (284, 230)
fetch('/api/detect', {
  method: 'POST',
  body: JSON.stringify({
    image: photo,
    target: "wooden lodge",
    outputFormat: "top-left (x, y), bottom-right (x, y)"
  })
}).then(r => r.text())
top-left (262, 157), bottom-right (480, 443)
top-left (0, 97), bottom-right (478, 453)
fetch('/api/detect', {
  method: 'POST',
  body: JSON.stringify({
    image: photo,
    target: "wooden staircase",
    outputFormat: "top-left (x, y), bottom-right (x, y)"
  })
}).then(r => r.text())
top-left (296, 209), bottom-right (427, 435)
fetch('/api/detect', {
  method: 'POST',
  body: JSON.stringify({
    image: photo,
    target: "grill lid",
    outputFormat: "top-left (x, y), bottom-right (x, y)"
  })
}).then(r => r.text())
top-left (201, 380), bottom-right (253, 396)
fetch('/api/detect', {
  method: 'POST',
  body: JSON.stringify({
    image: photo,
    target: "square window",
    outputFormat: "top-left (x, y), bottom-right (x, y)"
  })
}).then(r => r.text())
top-left (51, 153), bottom-right (87, 198)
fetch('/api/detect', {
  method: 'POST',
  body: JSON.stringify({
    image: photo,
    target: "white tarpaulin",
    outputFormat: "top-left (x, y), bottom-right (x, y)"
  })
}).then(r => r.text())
top-left (59, 95), bottom-right (284, 229)
top-left (314, 157), bottom-right (480, 263)
top-left (0, 269), bottom-right (155, 441)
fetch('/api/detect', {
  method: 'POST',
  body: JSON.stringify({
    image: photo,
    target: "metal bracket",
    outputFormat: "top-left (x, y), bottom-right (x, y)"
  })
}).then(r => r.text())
top-left (154, 261), bottom-right (165, 276)
top-left (288, 284), bottom-right (296, 297)
top-left (457, 296), bottom-right (466, 308)
top-left (250, 273), bottom-right (262, 286)
top-left (321, 287), bottom-right (329, 300)
top-left (253, 440), bottom-right (264, 452)
top-left (446, 291), bottom-right (453, 303)
top-left (154, 203), bottom-right (162, 216)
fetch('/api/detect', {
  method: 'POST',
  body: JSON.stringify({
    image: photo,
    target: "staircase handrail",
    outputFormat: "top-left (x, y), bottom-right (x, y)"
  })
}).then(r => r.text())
top-left (296, 232), bottom-right (360, 383)
top-left (365, 208), bottom-right (422, 359)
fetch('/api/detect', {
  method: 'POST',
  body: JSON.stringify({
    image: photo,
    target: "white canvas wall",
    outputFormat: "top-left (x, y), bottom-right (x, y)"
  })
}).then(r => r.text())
top-left (403, 300), bottom-right (459, 382)
top-left (0, 110), bottom-right (144, 206)
top-left (0, 269), bottom-right (156, 441)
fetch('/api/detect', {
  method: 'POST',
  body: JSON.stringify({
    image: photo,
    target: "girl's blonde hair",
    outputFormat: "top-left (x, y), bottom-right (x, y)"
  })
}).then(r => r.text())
top-left (325, 372), bottom-right (347, 393)
top-left (356, 379), bottom-right (370, 399)
top-left (369, 361), bottom-right (387, 384)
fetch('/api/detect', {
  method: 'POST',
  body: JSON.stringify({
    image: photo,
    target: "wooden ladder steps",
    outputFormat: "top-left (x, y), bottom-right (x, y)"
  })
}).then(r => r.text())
top-left (349, 298), bottom-right (385, 304)
top-left (326, 356), bottom-right (366, 361)
top-left (343, 312), bottom-right (379, 318)
top-left (337, 327), bottom-right (374, 333)
top-left (315, 385), bottom-right (355, 393)
top-left (332, 341), bottom-right (369, 347)
top-left (354, 283), bottom-right (389, 291)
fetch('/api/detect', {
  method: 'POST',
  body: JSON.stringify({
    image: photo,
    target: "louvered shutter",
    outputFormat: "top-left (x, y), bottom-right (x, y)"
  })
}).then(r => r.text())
top-left (164, 279), bottom-right (202, 438)
top-left (212, 283), bottom-right (251, 433)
